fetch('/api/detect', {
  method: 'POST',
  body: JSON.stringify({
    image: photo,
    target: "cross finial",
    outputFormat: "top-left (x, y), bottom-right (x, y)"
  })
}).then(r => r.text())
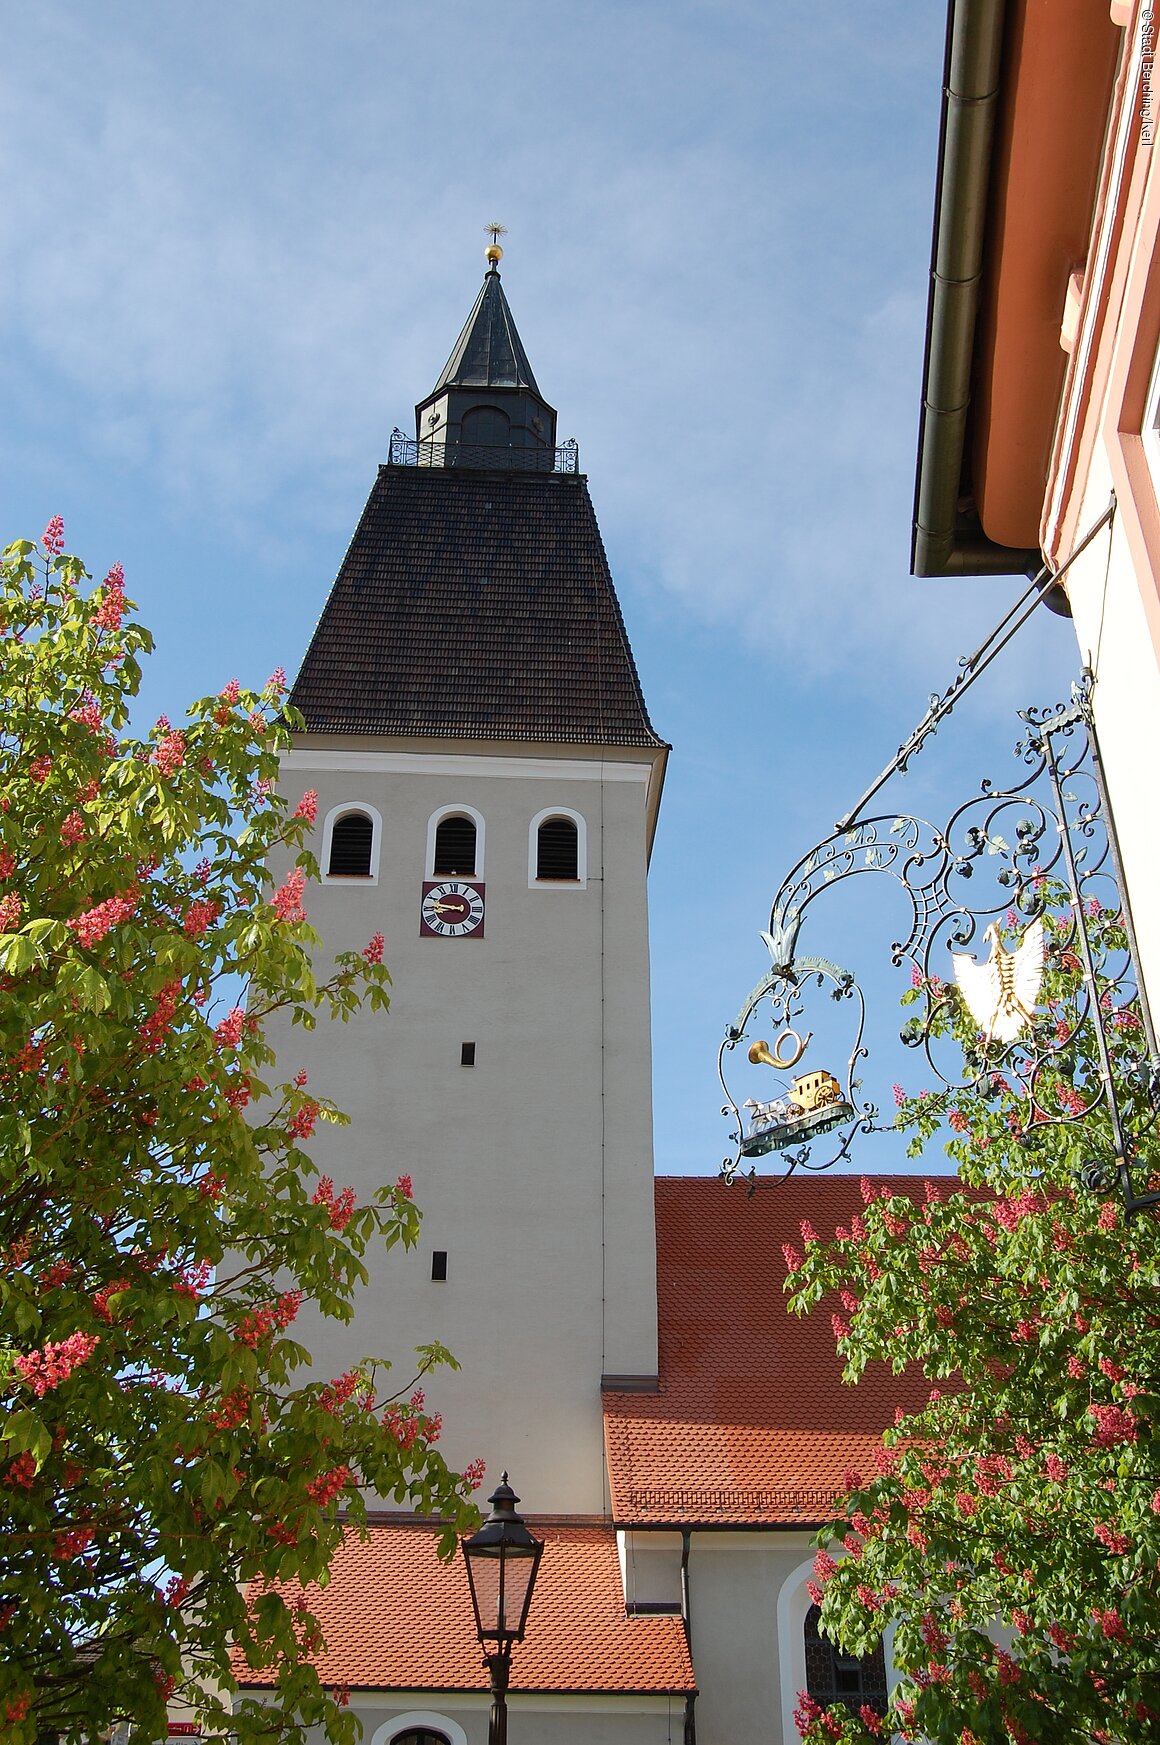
top-left (484, 221), bottom-right (507, 269)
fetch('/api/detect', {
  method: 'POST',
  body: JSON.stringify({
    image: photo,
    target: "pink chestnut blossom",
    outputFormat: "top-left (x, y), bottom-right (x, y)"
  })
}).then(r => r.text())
top-left (272, 868), bottom-right (306, 922)
top-left (15, 1332), bottom-right (101, 1397)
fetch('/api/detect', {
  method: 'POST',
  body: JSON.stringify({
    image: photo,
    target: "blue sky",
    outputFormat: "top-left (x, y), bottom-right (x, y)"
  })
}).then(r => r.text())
top-left (2, 2), bottom-right (1081, 1176)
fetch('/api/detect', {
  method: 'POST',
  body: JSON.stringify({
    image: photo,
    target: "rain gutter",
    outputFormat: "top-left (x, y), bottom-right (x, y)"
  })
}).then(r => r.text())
top-left (911, 0), bottom-right (1042, 579)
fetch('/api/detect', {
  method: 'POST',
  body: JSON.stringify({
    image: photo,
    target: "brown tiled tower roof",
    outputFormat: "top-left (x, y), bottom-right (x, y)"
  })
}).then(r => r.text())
top-left (289, 464), bottom-right (664, 746)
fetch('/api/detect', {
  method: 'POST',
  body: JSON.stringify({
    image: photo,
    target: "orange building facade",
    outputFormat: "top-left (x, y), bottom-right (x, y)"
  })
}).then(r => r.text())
top-left (914, 0), bottom-right (1160, 1012)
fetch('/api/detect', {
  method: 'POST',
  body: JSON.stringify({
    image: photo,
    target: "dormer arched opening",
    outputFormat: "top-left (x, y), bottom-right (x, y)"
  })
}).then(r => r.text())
top-left (776, 1555), bottom-right (897, 1741)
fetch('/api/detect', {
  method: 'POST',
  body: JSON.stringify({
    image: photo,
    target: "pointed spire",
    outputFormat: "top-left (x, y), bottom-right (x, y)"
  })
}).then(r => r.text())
top-left (431, 262), bottom-right (543, 396)
top-left (414, 238), bottom-right (558, 458)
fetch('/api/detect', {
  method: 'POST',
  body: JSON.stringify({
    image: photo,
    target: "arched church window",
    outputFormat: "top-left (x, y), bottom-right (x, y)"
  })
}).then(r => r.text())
top-left (536, 816), bottom-right (579, 880)
top-left (327, 810), bottom-right (374, 877)
top-left (372, 1716), bottom-right (464, 1745)
top-left (433, 814), bottom-right (477, 876)
top-left (803, 1604), bottom-right (888, 1717)
top-left (528, 806), bottom-right (586, 887)
top-left (461, 405), bottom-right (510, 448)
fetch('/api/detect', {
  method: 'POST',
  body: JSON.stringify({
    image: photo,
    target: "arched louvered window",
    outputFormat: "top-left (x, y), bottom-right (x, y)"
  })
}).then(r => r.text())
top-left (391, 1733), bottom-right (450, 1745)
top-left (433, 814), bottom-right (477, 876)
top-left (528, 807), bottom-right (586, 888)
top-left (327, 810), bottom-right (374, 877)
top-left (804, 1604), bottom-right (888, 1718)
top-left (536, 816), bottom-right (579, 880)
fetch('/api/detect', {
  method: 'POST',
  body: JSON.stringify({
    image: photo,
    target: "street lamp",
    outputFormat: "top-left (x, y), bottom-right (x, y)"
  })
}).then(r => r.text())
top-left (461, 1473), bottom-right (544, 1745)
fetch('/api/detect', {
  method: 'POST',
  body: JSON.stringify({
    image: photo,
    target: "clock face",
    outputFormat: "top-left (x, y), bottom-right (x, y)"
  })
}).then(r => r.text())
top-left (420, 879), bottom-right (485, 938)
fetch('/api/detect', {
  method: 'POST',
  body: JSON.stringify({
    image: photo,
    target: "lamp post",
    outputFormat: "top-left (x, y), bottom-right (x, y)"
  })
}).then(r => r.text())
top-left (461, 1473), bottom-right (544, 1745)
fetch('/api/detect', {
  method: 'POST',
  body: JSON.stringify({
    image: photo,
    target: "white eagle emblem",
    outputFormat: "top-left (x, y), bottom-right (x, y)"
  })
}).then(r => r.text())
top-left (951, 918), bottom-right (1045, 1044)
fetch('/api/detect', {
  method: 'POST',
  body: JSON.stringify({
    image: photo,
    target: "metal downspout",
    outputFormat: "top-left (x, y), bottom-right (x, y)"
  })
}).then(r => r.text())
top-left (681, 1529), bottom-right (696, 1745)
top-left (912, 0), bottom-right (1021, 577)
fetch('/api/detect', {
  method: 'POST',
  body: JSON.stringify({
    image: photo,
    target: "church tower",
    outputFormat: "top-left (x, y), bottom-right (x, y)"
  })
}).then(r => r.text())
top-left (274, 247), bottom-right (668, 1513)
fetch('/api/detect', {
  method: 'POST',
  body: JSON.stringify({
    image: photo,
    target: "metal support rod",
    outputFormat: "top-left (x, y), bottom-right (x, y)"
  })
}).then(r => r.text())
top-left (836, 498), bottom-right (1116, 833)
top-left (1044, 724), bottom-right (1134, 1204)
top-left (486, 1650), bottom-right (511, 1745)
top-left (1082, 686), bottom-right (1160, 1076)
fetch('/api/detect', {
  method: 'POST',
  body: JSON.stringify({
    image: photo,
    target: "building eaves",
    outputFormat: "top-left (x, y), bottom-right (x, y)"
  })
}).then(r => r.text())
top-left (913, 0), bottom-right (1121, 580)
top-left (912, 0), bottom-right (1040, 579)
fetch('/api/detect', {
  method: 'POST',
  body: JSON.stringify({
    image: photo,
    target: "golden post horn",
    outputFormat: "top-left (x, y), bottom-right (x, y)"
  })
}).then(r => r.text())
top-left (747, 1031), bottom-right (810, 1071)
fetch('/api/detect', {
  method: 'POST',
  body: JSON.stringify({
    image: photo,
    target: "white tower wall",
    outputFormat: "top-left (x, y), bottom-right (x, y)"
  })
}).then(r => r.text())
top-left (266, 740), bottom-right (662, 1513)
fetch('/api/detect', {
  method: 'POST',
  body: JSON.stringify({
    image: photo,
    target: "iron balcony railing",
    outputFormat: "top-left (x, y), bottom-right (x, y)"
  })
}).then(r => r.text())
top-left (387, 431), bottom-right (580, 474)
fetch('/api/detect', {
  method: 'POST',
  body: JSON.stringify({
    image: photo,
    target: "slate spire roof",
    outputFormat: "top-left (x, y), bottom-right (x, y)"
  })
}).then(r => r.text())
top-left (432, 264), bottom-right (542, 394)
top-left (289, 267), bottom-right (663, 749)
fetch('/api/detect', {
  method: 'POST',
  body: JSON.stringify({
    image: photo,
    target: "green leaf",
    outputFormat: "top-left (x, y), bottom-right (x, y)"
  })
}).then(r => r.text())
top-left (3, 1409), bottom-right (51, 1463)
top-left (74, 963), bottom-right (112, 1011)
top-left (0, 933), bottom-right (36, 973)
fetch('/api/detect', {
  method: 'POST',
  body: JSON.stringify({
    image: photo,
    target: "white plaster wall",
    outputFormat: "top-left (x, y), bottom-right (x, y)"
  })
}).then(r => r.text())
top-left (679, 1531), bottom-right (897, 1745)
top-left (265, 744), bottom-right (660, 1513)
top-left (289, 1692), bottom-right (686, 1745)
top-left (620, 1531), bottom-right (684, 1609)
top-left (679, 1532), bottom-right (815, 1745)
top-left (1061, 438), bottom-right (1160, 1016)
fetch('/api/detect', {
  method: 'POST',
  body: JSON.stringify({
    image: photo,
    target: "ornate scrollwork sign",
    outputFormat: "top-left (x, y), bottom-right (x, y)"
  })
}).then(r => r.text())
top-left (719, 685), bottom-right (1160, 1213)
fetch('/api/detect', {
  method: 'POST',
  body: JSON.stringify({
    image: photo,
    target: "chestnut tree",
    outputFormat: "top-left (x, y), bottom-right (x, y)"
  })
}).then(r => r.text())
top-left (0, 524), bottom-right (479, 1744)
top-left (787, 901), bottom-right (1159, 1744)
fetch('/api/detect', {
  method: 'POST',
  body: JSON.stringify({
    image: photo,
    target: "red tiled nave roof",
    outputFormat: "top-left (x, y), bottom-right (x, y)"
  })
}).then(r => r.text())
top-left (603, 1175), bottom-right (950, 1527)
top-left (234, 1520), bottom-right (694, 1694)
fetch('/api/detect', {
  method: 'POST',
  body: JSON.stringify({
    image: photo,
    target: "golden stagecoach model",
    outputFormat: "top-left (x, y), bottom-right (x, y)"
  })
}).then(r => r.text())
top-left (788, 1069), bottom-right (843, 1113)
top-left (740, 1042), bottom-right (854, 1158)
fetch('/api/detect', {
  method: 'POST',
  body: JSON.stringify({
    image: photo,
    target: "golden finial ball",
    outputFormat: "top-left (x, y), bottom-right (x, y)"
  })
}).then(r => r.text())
top-left (484, 222), bottom-right (507, 266)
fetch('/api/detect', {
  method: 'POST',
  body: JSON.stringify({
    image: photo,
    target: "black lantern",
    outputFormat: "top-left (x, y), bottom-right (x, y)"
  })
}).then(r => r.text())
top-left (461, 1473), bottom-right (543, 1745)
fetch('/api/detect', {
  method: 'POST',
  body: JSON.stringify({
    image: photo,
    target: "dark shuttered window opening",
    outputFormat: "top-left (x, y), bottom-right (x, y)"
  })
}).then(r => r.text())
top-left (391, 1733), bottom-right (451, 1745)
top-left (536, 816), bottom-right (579, 880)
top-left (804, 1605), bottom-right (888, 1718)
top-left (433, 815), bottom-right (477, 876)
top-left (327, 811), bottom-right (374, 877)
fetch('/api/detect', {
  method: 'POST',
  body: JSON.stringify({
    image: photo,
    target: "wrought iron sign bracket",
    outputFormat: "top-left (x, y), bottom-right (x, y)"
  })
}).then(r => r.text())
top-left (719, 531), bottom-right (1160, 1214)
top-left (833, 497), bottom-right (1115, 837)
